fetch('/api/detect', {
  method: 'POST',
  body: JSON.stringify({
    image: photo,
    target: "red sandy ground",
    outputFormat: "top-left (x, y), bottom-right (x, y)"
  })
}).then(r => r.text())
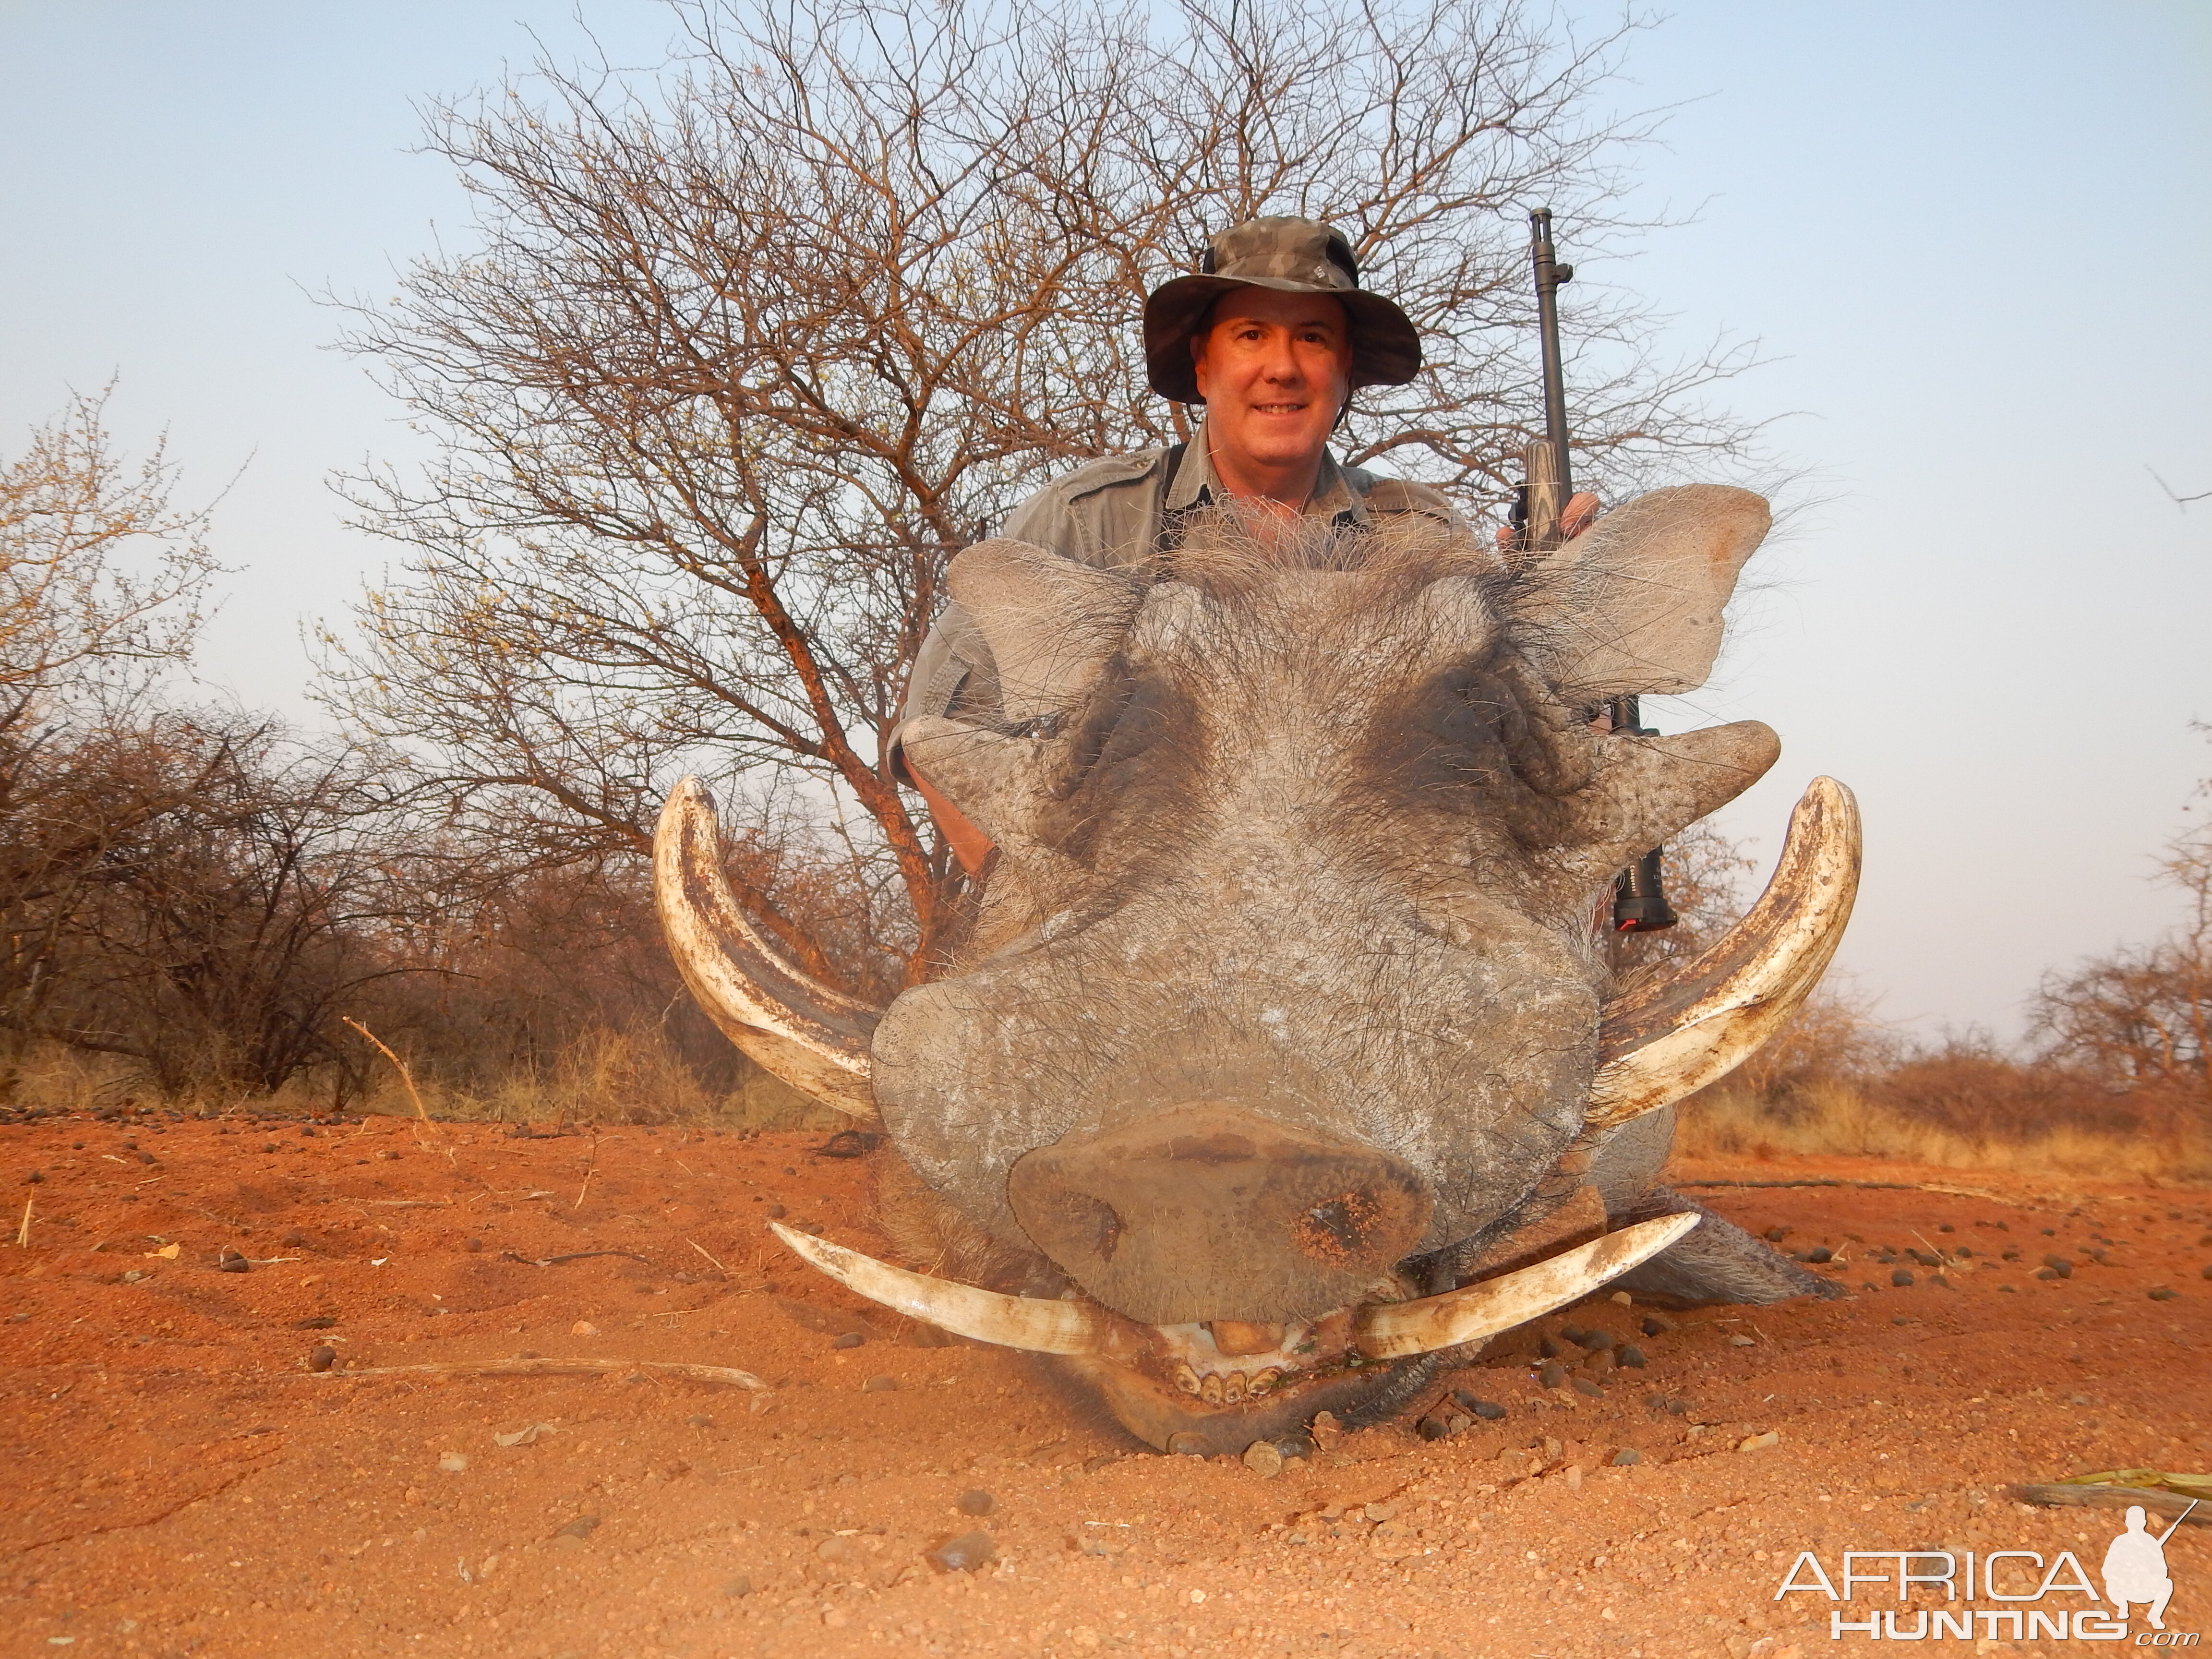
top-left (2, 1110), bottom-right (2208, 1659)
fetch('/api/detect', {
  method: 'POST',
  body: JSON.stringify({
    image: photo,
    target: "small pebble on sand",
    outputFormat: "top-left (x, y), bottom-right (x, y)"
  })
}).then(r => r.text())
top-left (1539, 1360), bottom-right (1566, 1390)
top-left (1615, 1344), bottom-right (1646, 1368)
top-left (307, 1345), bottom-right (337, 1372)
top-left (957, 1489), bottom-right (995, 1515)
top-left (832, 1332), bottom-right (865, 1349)
top-left (570, 1321), bottom-right (599, 1337)
top-left (1454, 1393), bottom-right (1506, 1420)
top-left (1244, 1438), bottom-right (1285, 1475)
top-left (862, 1374), bottom-right (898, 1392)
top-left (927, 1530), bottom-right (995, 1573)
top-left (1611, 1447), bottom-right (1642, 1466)
top-left (1890, 1270), bottom-right (1914, 1287)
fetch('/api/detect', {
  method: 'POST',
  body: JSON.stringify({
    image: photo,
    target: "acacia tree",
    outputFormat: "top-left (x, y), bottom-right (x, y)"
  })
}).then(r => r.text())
top-left (2033, 812), bottom-right (2211, 1108)
top-left (325, 0), bottom-right (1765, 984)
top-left (0, 388), bottom-right (219, 705)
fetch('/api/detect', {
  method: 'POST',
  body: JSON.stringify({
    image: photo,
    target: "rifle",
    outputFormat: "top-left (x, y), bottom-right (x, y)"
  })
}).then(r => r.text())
top-left (1516, 208), bottom-right (1677, 934)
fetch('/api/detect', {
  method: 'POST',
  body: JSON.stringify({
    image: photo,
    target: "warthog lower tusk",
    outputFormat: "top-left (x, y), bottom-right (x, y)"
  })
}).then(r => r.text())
top-left (653, 777), bottom-right (883, 1121)
top-left (1352, 1212), bottom-right (1702, 1360)
top-left (769, 1223), bottom-right (1107, 1356)
top-left (1586, 777), bottom-right (1861, 1130)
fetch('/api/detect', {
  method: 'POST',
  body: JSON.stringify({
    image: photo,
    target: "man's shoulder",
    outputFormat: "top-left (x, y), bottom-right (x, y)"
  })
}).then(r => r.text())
top-left (1339, 463), bottom-right (1464, 524)
top-left (1000, 445), bottom-right (1175, 566)
top-left (1033, 446), bottom-right (1175, 504)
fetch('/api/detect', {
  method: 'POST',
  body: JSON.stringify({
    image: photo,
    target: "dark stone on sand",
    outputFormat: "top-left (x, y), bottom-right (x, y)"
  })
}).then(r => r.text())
top-left (307, 1345), bottom-right (337, 1372)
top-left (928, 1530), bottom-right (996, 1572)
top-left (2148, 1287), bottom-right (2179, 1301)
top-left (2042, 1255), bottom-right (2073, 1277)
top-left (1574, 1327), bottom-right (1615, 1351)
top-left (1641, 1313), bottom-right (1675, 1336)
top-left (1890, 1269), bottom-right (1914, 1287)
top-left (1539, 1360), bottom-right (1567, 1390)
top-left (1611, 1447), bottom-right (1643, 1466)
top-left (1453, 1393), bottom-right (1506, 1420)
top-left (1417, 1413), bottom-right (1454, 1442)
top-left (1275, 1433), bottom-right (1317, 1458)
top-left (1615, 1345), bottom-right (1647, 1369)
top-left (832, 1332), bottom-right (866, 1349)
top-left (218, 1254), bottom-right (251, 1274)
top-left (766, 1203), bottom-right (788, 1219)
top-left (957, 1489), bottom-right (996, 1515)
top-left (1539, 1335), bottom-right (1565, 1359)
top-left (1763, 1226), bottom-right (1787, 1242)
top-left (1571, 1376), bottom-right (1606, 1398)
top-left (1803, 1247), bottom-right (1832, 1263)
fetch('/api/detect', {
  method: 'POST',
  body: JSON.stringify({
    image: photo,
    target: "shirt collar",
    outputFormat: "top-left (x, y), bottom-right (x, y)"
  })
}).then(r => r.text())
top-left (1165, 419), bottom-right (1370, 525)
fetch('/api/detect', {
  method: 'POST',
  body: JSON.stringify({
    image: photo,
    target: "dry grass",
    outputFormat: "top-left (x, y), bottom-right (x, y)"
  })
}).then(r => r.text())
top-left (0, 1028), bottom-right (841, 1134)
top-left (1676, 1076), bottom-right (2212, 1185)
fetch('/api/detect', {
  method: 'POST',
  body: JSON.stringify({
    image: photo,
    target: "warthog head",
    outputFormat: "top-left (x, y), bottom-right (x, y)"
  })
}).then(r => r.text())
top-left (656, 485), bottom-right (1859, 1453)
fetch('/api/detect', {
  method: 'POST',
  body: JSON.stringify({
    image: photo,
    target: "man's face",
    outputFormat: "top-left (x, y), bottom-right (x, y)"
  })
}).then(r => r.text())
top-left (1190, 288), bottom-right (1353, 483)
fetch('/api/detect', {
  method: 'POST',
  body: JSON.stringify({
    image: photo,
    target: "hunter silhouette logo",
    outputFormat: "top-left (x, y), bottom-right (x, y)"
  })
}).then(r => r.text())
top-left (1773, 1499), bottom-right (2199, 1643)
top-left (2104, 1503), bottom-right (2193, 1633)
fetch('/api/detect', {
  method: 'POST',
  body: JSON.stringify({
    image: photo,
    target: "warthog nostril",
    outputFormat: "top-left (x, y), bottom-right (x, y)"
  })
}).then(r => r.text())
top-left (1294, 1191), bottom-right (1388, 1266)
top-left (1038, 1192), bottom-right (1123, 1262)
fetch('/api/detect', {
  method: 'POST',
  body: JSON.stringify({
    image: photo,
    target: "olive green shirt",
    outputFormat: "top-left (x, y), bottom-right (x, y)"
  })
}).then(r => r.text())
top-left (895, 424), bottom-right (1467, 763)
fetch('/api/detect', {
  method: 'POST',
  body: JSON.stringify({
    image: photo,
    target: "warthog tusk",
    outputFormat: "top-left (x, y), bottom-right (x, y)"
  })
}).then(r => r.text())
top-left (1586, 777), bottom-right (1861, 1129)
top-left (1353, 1212), bottom-right (1701, 1360)
top-left (653, 777), bottom-right (883, 1121)
top-left (769, 1223), bottom-right (1106, 1356)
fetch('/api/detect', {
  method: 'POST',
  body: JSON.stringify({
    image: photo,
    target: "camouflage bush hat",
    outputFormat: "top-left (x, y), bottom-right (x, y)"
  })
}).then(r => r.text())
top-left (1142, 216), bottom-right (1422, 405)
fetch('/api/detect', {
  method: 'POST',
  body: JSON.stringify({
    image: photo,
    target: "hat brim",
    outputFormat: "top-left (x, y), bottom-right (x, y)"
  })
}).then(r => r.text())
top-left (1142, 274), bottom-right (1422, 405)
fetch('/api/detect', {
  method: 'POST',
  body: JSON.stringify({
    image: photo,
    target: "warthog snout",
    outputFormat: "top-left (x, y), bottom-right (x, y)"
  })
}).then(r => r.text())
top-left (1006, 1103), bottom-right (1433, 1325)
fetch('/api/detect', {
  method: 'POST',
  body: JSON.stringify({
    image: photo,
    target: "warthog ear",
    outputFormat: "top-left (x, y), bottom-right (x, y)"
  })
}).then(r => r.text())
top-left (945, 540), bottom-right (1142, 724)
top-left (1513, 484), bottom-right (1770, 698)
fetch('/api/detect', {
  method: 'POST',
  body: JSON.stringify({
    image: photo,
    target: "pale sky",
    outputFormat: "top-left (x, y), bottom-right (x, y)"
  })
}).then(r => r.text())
top-left (2, 1), bottom-right (2207, 1044)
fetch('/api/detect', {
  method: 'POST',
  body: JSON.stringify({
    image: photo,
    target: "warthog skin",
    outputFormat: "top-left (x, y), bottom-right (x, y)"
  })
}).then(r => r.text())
top-left (859, 490), bottom-right (1841, 1450)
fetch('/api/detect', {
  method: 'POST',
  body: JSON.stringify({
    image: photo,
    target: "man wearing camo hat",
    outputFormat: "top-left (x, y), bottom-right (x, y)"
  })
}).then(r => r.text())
top-left (897, 215), bottom-right (1595, 872)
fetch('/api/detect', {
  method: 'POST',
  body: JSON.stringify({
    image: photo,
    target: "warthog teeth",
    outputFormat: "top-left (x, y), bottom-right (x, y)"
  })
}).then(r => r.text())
top-left (767, 1223), bottom-right (1105, 1356)
top-left (772, 1214), bottom-right (1701, 1373)
top-left (1200, 1372), bottom-right (1225, 1406)
top-left (1352, 1212), bottom-right (1702, 1361)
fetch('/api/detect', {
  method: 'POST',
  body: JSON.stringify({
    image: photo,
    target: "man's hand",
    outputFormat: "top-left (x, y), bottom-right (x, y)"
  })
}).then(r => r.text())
top-left (1496, 489), bottom-right (1600, 551)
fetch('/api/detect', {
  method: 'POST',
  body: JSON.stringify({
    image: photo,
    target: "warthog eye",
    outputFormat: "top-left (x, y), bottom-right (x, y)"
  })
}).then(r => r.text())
top-left (1295, 1191), bottom-right (1385, 1266)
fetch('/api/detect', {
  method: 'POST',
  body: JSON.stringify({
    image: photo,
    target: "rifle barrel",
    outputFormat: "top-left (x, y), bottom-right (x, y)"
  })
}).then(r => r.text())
top-left (1529, 207), bottom-right (1574, 501)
